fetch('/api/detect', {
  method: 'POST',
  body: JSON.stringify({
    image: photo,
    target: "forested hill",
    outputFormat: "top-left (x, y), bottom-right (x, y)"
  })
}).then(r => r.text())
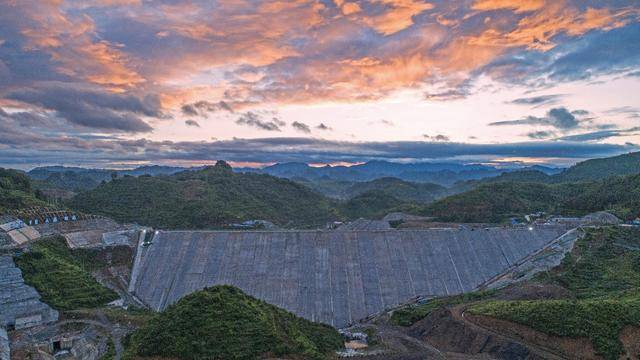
top-left (67, 161), bottom-right (340, 229)
top-left (421, 173), bottom-right (640, 223)
top-left (123, 285), bottom-right (343, 360)
top-left (296, 176), bottom-right (448, 202)
top-left (0, 168), bottom-right (47, 212)
top-left (554, 151), bottom-right (640, 182)
top-left (457, 151), bottom-right (640, 188)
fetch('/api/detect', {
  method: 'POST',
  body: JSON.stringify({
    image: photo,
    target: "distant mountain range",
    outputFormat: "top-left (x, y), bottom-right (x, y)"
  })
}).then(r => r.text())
top-left (26, 160), bottom-right (563, 193)
top-left (4, 151), bottom-right (640, 227)
top-left (28, 165), bottom-right (195, 192)
top-left (238, 161), bottom-right (563, 186)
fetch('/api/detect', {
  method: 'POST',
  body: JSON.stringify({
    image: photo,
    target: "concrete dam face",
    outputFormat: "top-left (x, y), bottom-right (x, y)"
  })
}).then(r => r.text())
top-left (130, 227), bottom-right (568, 328)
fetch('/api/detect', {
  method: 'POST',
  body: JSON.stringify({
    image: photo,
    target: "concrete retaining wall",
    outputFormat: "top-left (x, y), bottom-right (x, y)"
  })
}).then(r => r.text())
top-left (130, 227), bottom-right (568, 328)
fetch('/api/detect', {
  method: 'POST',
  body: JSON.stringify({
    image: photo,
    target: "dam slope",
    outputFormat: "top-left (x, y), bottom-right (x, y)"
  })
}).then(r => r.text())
top-left (130, 227), bottom-right (568, 328)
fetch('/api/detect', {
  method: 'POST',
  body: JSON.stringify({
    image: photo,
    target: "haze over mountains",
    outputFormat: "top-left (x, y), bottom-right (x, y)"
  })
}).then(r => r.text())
top-left (0, 150), bottom-right (629, 229)
top-left (27, 159), bottom-right (563, 193)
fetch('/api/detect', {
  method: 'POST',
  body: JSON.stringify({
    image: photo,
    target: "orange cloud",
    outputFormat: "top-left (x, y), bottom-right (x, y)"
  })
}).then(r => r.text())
top-left (5, 0), bottom-right (638, 113)
top-left (472, 0), bottom-right (545, 13)
top-left (341, 2), bottom-right (362, 15)
top-left (16, 1), bottom-right (144, 89)
top-left (468, 3), bottom-right (637, 51)
top-left (351, 0), bottom-right (435, 35)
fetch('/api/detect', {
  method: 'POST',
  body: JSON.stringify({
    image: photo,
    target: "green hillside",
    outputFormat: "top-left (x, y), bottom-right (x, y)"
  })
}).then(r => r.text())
top-left (123, 285), bottom-right (343, 360)
top-left (296, 177), bottom-right (447, 203)
top-left (421, 174), bottom-right (640, 223)
top-left (338, 190), bottom-right (406, 220)
top-left (470, 227), bottom-right (640, 360)
top-left (554, 151), bottom-right (640, 182)
top-left (14, 236), bottom-right (120, 310)
top-left (344, 177), bottom-right (447, 202)
top-left (32, 171), bottom-right (103, 192)
top-left (68, 161), bottom-right (339, 229)
top-left (0, 168), bottom-right (48, 212)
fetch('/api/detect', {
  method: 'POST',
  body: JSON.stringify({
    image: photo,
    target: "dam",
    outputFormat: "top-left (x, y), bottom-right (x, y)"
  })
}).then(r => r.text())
top-left (129, 226), bottom-right (569, 328)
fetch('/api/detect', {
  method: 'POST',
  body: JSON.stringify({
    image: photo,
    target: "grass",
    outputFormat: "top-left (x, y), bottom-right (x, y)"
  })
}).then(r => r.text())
top-left (468, 226), bottom-right (640, 360)
top-left (469, 294), bottom-right (640, 360)
top-left (123, 285), bottom-right (344, 360)
top-left (14, 236), bottom-right (120, 310)
top-left (389, 290), bottom-right (497, 326)
top-left (536, 226), bottom-right (640, 299)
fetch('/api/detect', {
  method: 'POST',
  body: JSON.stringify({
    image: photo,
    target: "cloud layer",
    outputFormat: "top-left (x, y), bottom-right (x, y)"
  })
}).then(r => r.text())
top-left (0, 0), bottom-right (639, 167)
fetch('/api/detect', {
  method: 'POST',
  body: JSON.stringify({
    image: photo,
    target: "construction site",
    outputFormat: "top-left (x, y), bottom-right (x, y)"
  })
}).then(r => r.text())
top-left (0, 256), bottom-right (59, 331)
top-left (0, 209), bottom-right (626, 359)
top-left (130, 225), bottom-right (571, 328)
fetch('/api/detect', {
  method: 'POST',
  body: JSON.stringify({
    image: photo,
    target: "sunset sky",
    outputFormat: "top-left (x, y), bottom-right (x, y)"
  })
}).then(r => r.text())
top-left (1, 0), bottom-right (639, 169)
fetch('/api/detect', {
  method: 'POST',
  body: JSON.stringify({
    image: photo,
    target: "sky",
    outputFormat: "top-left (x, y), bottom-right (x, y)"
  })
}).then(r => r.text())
top-left (1, 0), bottom-right (640, 169)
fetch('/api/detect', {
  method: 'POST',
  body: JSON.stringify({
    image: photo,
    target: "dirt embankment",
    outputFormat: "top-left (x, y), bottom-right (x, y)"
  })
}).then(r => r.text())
top-left (465, 313), bottom-right (600, 360)
top-left (494, 283), bottom-right (574, 301)
top-left (407, 307), bottom-right (552, 360)
top-left (620, 326), bottom-right (640, 359)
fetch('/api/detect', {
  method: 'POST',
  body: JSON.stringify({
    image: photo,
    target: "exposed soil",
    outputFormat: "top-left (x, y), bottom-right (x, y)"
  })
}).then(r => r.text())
top-left (620, 326), bottom-right (640, 359)
top-left (406, 307), bottom-right (554, 360)
top-left (466, 313), bottom-right (600, 360)
top-left (495, 283), bottom-right (574, 301)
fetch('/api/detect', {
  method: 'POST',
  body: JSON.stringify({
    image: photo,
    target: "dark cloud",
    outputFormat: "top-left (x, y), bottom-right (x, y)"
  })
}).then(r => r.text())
top-left (423, 134), bottom-right (450, 142)
top-left (571, 109), bottom-right (590, 116)
top-left (181, 100), bottom-right (234, 117)
top-left (508, 94), bottom-right (563, 107)
top-left (489, 107), bottom-right (580, 130)
top-left (236, 112), bottom-right (285, 131)
top-left (546, 24), bottom-right (640, 82)
top-left (291, 121), bottom-right (311, 133)
top-left (527, 131), bottom-right (556, 139)
top-left (185, 119), bottom-right (200, 127)
top-left (484, 23), bottom-right (640, 86)
top-left (7, 85), bottom-right (158, 133)
top-left (556, 127), bottom-right (640, 142)
top-left (424, 88), bottom-right (470, 101)
top-left (316, 123), bottom-right (332, 131)
top-left (1, 134), bottom-right (635, 169)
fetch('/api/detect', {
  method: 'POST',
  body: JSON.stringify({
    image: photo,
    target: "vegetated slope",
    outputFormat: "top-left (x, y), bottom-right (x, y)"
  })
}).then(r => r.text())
top-left (255, 160), bottom-right (524, 185)
top-left (68, 161), bottom-right (339, 229)
top-left (292, 177), bottom-right (354, 199)
top-left (297, 177), bottom-right (447, 203)
top-left (554, 150), bottom-right (640, 182)
top-left (28, 165), bottom-right (191, 193)
top-left (123, 285), bottom-right (343, 360)
top-left (421, 182), bottom-right (561, 223)
top-left (32, 171), bottom-right (104, 192)
top-left (0, 168), bottom-right (47, 212)
top-left (14, 236), bottom-right (119, 310)
top-left (344, 177), bottom-right (447, 202)
top-left (451, 151), bottom-right (640, 192)
top-left (337, 190), bottom-right (406, 220)
top-left (469, 227), bottom-right (640, 360)
top-left (471, 170), bottom-right (552, 186)
top-left (421, 173), bottom-right (640, 223)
